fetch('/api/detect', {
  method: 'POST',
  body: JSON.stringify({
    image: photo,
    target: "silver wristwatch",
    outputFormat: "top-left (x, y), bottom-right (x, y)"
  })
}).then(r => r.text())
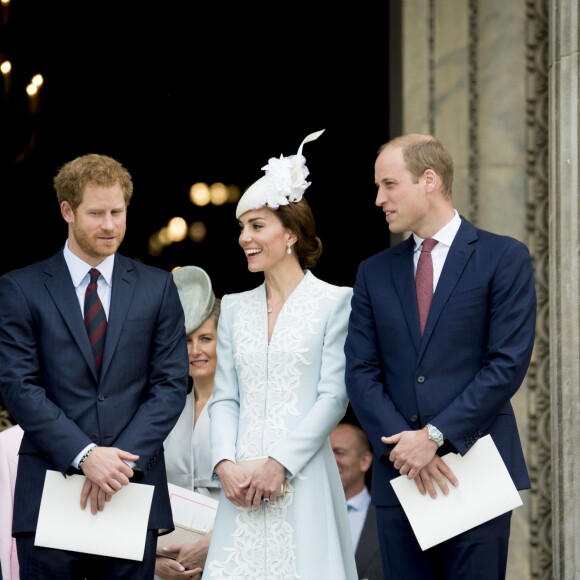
top-left (426, 423), bottom-right (444, 447)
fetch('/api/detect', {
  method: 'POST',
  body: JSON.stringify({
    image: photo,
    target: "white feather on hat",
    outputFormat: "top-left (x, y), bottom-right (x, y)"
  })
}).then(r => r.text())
top-left (172, 266), bottom-right (215, 335)
top-left (235, 129), bottom-right (325, 219)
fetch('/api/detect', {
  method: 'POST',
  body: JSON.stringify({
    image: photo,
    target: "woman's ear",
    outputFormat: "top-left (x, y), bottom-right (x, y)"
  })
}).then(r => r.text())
top-left (286, 230), bottom-right (298, 246)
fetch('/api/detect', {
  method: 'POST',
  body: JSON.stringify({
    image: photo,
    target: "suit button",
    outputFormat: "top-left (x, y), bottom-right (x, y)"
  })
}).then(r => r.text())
top-left (410, 415), bottom-right (418, 423)
top-left (417, 376), bottom-right (425, 383)
top-left (91, 435), bottom-right (98, 442)
top-left (98, 394), bottom-right (105, 402)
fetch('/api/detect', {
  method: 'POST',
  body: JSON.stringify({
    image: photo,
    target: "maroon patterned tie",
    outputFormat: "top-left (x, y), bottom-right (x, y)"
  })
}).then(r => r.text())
top-left (84, 268), bottom-right (107, 374)
top-left (416, 239), bottom-right (438, 337)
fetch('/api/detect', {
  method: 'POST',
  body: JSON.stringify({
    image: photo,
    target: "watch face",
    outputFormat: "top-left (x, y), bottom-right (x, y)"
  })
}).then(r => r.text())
top-left (428, 424), bottom-right (443, 443)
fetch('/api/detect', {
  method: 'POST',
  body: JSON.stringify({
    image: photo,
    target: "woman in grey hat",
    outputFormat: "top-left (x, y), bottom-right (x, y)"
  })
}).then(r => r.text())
top-left (205, 130), bottom-right (357, 580)
top-left (155, 266), bottom-right (221, 580)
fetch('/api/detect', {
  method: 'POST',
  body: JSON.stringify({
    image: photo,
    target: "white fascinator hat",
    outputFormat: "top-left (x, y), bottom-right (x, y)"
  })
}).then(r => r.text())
top-left (235, 129), bottom-right (325, 219)
top-left (172, 266), bottom-right (215, 335)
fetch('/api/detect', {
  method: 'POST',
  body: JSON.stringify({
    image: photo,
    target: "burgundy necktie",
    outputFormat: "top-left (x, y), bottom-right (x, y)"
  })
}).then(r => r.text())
top-left (416, 239), bottom-right (438, 337)
top-left (84, 268), bottom-right (107, 374)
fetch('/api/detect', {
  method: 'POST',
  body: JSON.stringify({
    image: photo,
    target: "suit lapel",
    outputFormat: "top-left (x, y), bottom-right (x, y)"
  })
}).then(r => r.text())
top-left (392, 236), bottom-right (421, 353)
top-left (44, 253), bottom-right (96, 376)
top-left (355, 505), bottom-right (379, 575)
top-left (99, 256), bottom-right (136, 381)
top-left (419, 219), bottom-right (478, 355)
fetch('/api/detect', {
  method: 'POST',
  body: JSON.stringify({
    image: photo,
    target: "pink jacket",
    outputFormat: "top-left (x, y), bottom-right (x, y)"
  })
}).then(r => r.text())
top-left (0, 424), bottom-right (23, 580)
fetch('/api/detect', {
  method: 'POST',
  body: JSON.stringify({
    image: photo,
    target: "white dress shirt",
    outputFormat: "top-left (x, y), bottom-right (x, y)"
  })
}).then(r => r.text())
top-left (412, 209), bottom-right (461, 291)
top-left (63, 240), bottom-right (114, 318)
top-left (63, 242), bottom-right (116, 468)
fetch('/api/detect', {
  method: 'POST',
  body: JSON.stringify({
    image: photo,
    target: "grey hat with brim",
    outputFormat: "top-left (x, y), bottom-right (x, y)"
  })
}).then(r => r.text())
top-left (172, 266), bottom-right (215, 334)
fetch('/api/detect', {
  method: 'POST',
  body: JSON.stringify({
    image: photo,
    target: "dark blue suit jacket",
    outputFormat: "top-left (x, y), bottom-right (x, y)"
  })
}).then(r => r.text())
top-left (0, 250), bottom-right (189, 533)
top-left (345, 218), bottom-right (536, 506)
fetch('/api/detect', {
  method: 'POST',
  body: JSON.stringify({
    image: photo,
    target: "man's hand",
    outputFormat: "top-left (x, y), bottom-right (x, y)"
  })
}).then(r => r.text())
top-left (381, 429), bottom-right (459, 497)
top-left (413, 455), bottom-right (459, 498)
top-left (79, 479), bottom-right (111, 515)
top-left (80, 446), bottom-right (139, 513)
top-left (381, 429), bottom-right (438, 479)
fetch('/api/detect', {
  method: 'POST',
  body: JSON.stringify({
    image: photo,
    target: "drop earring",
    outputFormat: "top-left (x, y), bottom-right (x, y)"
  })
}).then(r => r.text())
top-left (287, 245), bottom-right (292, 255)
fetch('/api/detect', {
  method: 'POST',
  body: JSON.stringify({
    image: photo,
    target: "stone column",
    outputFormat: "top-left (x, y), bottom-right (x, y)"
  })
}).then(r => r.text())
top-left (549, 1), bottom-right (580, 578)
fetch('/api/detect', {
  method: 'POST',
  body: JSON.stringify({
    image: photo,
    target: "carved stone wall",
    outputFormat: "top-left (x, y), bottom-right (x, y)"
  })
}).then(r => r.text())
top-left (526, 3), bottom-right (551, 578)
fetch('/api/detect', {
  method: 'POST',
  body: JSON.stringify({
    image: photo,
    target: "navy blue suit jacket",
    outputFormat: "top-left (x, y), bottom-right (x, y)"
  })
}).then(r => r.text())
top-left (345, 218), bottom-right (536, 506)
top-left (0, 250), bottom-right (189, 533)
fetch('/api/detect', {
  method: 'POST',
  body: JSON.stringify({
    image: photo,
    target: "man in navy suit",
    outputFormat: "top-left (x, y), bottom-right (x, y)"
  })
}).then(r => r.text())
top-left (330, 422), bottom-right (383, 580)
top-left (345, 134), bottom-right (536, 579)
top-left (0, 154), bottom-right (189, 579)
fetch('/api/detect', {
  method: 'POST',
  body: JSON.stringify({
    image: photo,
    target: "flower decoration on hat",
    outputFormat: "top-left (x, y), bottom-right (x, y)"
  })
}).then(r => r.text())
top-left (236, 129), bottom-right (325, 219)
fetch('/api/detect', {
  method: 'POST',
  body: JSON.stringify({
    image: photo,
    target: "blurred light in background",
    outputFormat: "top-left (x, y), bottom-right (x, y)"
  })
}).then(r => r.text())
top-left (147, 181), bottom-right (242, 257)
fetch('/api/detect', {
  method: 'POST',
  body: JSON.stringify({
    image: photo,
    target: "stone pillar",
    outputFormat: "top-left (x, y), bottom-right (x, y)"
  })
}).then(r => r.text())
top-left (549, 1), bottom-right (580, 578)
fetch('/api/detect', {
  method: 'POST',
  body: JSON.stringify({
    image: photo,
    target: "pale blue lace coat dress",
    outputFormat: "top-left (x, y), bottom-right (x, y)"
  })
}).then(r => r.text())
top-left (206, 271), bottom-right (358, 580)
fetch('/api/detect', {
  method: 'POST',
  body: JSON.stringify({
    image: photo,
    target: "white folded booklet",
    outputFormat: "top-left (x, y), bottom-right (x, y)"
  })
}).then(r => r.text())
top-left (35, 470), bottom-right (154, 561)
top-left (390, 434), bottom-right (523, 550)
top-left (156, 483), bottom-right (219, 558)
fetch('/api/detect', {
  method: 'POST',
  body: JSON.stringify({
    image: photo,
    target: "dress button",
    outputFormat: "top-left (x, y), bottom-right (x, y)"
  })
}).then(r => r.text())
top-left (410, 415), bottom-right (418, 423)
top-left (417, 376), bottom-right (425, 383)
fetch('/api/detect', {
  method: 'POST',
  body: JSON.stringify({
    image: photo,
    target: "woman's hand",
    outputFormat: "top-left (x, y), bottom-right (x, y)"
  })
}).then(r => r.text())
top-left (244, 457), bottom-right (286, 508)
top-left (155, 555), bottom-right (202, 579)
top-left (175, 533), bottom-right (212, 571)
top-left (214, 459), bottom-right (252, 507)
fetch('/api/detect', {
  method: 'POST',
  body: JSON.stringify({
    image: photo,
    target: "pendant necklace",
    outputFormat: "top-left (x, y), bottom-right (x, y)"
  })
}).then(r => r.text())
top-left (267, 286), bottom-right (297, 314)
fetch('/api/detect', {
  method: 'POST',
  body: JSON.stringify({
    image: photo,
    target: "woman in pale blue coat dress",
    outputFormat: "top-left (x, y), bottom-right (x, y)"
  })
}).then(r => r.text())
top-left (206, 130), bottom-right (358, 580)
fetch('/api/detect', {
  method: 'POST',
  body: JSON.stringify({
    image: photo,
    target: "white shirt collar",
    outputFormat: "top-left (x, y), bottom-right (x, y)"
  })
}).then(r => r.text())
top-left (63, 240), bottom-right (115, 288)
top-left (413, 209), bottom-right (461, 251)
top-left (346, 486), bottom-right (371, 512)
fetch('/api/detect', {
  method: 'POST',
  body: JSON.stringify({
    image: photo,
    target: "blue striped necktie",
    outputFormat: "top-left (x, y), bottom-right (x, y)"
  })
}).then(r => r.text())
top-left (84, 268), bottom-right (107, 374)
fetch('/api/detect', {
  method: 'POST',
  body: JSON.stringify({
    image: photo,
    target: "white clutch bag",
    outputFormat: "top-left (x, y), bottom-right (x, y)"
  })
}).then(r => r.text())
top-left (237, 456), bottom-right (287, 496)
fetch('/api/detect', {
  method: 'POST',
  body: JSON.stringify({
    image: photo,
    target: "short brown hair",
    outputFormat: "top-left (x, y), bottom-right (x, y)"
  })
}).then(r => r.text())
top-left (378, 134), bottom-right (454, 197)
top-left (275, 198), bottom-right (323, 270)
top-left (53, 153), bottom-right (133, 210)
